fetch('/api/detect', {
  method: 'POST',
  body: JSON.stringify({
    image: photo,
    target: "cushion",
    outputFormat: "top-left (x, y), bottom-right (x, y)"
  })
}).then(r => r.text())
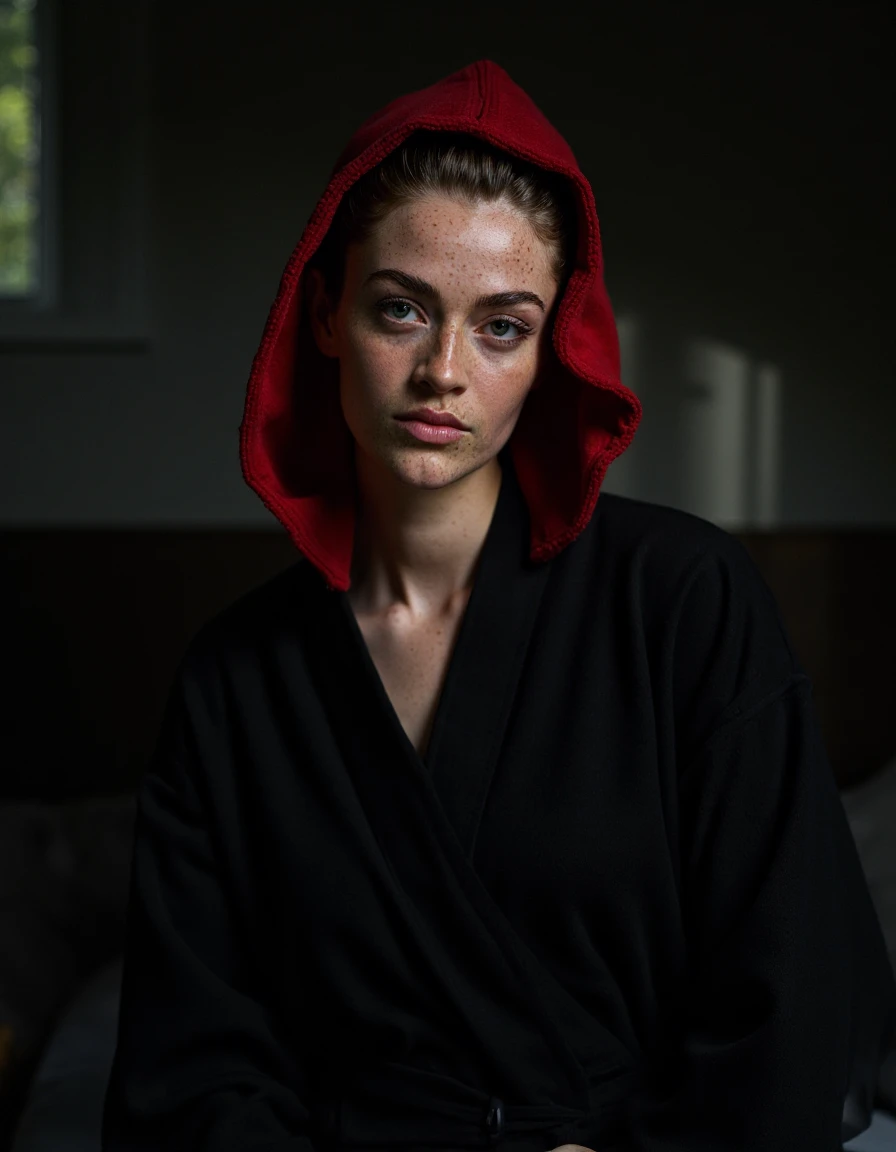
top-left (843, 1108), bottom-right (896, 1151)
top-left (10, 958), bottom-right (123, 1152)
top-left (841, 755), bottom-right (896, 1113)
top-left (0, 796), bottom-right (134, 1139)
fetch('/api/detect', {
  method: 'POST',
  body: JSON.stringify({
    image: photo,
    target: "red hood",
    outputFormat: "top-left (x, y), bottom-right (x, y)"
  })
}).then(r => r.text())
top-left (240, 60), bottom-right (642, 591)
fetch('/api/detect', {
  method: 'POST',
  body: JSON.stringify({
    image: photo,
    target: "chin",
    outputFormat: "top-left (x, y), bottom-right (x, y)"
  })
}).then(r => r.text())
top-left (362, 438), bottom-right (492, 491)
top-left (391, 449), bottom-right (482, 490)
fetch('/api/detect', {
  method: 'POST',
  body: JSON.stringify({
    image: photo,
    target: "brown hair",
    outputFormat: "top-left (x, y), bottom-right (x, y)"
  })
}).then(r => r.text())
top-left (309, 131), bottom-right (575, 302)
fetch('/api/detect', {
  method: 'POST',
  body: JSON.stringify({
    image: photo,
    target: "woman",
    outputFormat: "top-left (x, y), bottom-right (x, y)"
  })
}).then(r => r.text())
top-left (103, 61), bottom-right (895, 1151)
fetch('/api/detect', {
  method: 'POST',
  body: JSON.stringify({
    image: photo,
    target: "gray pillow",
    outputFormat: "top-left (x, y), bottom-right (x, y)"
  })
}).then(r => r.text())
top-left (841, 757), bottom-right (896, 1113)
top-left (0, 796), bottom-right (134, 1127)
top-left (843, 1107), bottom-right (896, 1151)
top-left (10, 958), bottom-right (123, 1152)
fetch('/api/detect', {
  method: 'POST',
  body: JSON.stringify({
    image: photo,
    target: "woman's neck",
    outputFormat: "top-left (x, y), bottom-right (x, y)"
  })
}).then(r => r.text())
top-left (348, 452), bottom-right (503, 620)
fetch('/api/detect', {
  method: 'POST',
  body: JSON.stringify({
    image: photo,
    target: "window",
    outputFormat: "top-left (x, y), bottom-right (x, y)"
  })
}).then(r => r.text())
top-left (0, 0), bottom-right (148, 346)
top-left (0, 0), bottom-right (47, 300)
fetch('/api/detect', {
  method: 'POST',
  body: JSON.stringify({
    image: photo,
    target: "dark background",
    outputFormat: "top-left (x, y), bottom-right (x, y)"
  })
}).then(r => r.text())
top-left (1, 6), bottom-right (895, 1148)
top-left (1, 3), bottom-right (894, 798)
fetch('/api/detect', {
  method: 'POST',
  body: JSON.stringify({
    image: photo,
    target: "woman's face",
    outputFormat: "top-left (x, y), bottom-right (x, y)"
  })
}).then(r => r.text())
top-left (310, 192), bottom-right (560, 490)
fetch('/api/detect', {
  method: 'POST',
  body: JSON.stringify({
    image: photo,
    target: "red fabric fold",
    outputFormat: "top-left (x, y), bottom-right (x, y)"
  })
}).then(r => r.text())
top-left (239, 60), bottom-right (642, 590)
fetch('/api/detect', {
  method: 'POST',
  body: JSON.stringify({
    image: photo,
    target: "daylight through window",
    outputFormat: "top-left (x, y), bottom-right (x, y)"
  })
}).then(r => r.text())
top-left (0, 0), bottom-right (40, 297)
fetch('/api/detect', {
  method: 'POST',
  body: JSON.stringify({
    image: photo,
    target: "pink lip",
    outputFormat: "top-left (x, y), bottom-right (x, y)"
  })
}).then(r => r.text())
top-left (396, 419), bottom-right (467, 445)
top-left (397, 407), bottom-right (470, 430)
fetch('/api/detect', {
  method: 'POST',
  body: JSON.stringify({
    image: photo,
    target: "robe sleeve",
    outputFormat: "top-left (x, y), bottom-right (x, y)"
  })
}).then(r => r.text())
top-left (628, 539), bottom-right (896, 1151)
top-left (102, 652), bottom-right (315, 1152)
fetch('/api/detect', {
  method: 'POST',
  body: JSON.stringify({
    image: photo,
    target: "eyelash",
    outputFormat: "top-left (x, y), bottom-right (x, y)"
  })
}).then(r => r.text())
top-left (375, 296), bottom-right (535, 346)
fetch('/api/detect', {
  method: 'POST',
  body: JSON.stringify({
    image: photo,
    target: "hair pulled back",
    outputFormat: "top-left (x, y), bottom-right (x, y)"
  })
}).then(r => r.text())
top-left (310, 132), bottom-right (575, 301)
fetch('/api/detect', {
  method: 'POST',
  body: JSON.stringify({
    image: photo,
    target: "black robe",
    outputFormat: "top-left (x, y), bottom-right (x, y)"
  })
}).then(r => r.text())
top-left (102, 461), bottom-right (896, 1152)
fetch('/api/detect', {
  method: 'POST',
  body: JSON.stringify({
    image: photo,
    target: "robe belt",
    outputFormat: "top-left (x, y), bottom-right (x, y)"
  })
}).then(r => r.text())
top-left (323, 1059), bottom-right (644, 1148)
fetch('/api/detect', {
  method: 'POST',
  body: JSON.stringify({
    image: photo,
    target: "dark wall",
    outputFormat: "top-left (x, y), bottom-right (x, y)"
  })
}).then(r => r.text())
top-left (2, 4), bottom-right (892, 526)
top-left (3, 527), bottom-right (895, 802)
top-left (2, 5), bottom-right (894, 800)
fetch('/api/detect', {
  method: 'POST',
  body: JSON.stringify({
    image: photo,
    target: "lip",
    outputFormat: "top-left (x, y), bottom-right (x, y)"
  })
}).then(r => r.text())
top-left (395, 419), bottom-right (467, 445)
top-left (396, 407), bottom-right (470, 430)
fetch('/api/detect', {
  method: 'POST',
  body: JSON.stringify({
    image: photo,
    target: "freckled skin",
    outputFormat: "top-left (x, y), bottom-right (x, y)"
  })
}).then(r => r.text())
top-left (311, 192), bottom-right (560, 493)
top-left (305, 193), bottom-right (561, 753)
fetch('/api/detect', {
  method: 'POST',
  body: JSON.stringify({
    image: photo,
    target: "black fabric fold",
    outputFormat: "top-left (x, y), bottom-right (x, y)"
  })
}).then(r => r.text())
top-left (104, 469), bottom-right (896, 1151)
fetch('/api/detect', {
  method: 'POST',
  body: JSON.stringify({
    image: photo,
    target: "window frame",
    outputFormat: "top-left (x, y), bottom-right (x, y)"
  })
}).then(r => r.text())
top-left (0, 0), bottom-right (58, 312)
top-left (0, 0), bottom-right (150, 348)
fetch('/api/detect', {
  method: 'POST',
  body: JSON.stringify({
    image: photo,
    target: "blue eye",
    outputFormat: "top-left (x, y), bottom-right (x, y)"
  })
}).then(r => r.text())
top-left (487, 318), bottom-right (522, 340)
top-left (381, 300), bottom-right (420, 322)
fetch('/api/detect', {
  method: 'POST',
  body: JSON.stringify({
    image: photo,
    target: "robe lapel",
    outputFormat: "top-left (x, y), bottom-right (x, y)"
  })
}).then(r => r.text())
top-left (423, 460), bottom-right (552, 862)
top-left (308, 459), bottom-right (633, 1113)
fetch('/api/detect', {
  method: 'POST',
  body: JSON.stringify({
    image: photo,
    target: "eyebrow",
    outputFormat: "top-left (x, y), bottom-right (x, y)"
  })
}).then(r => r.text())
top-left (364, 268), bottom-right (546, 313)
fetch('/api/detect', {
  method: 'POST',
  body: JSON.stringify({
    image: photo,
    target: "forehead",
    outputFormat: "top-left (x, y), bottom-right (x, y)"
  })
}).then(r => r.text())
top-left (350, 193), bottom-right (555, 292)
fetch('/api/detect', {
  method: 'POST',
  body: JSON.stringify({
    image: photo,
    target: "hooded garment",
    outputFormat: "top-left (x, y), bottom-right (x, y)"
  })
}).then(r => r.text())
top-left (238, 58), bottom-right (641, 592)
top-left (103, 62), bottom-right (896, 1152)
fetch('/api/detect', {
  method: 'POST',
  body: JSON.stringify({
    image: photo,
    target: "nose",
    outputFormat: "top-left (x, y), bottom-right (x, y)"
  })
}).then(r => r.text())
top-left (411, 323), bottom-right (467, 394)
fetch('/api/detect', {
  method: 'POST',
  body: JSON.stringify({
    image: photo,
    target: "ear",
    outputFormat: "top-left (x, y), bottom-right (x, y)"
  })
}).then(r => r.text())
top-left (304, 266), bottom-right (340, 359)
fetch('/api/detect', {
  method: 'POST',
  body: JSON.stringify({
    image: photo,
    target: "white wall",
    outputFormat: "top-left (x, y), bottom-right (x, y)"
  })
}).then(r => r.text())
top-left (1, 3), bottom-right (892, 527)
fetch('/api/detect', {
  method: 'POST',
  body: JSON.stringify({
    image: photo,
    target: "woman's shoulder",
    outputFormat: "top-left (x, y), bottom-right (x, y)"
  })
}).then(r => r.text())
top-left (593, 489), bottom-right (796, 661)
top-left (177, 555), bottom-right (322, 679)
top-left (591, 490), bottom-right (764, 598)
top-left (592, 492), bottom-right (800, 745)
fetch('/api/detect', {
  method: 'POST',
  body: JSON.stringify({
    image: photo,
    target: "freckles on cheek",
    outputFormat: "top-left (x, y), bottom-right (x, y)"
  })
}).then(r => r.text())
top-left (347, 313), bottom-right (407, 371)
top-left (350, 341), bottom-right (407, 401)
top-left (342, 340), bottom-right (408, 439)
top-left (494, 350), bottom-right (540, 399)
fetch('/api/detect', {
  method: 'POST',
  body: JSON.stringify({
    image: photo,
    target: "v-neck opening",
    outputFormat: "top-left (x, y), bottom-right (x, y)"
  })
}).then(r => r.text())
top-left (336, 462), bottom-right (513, 772)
